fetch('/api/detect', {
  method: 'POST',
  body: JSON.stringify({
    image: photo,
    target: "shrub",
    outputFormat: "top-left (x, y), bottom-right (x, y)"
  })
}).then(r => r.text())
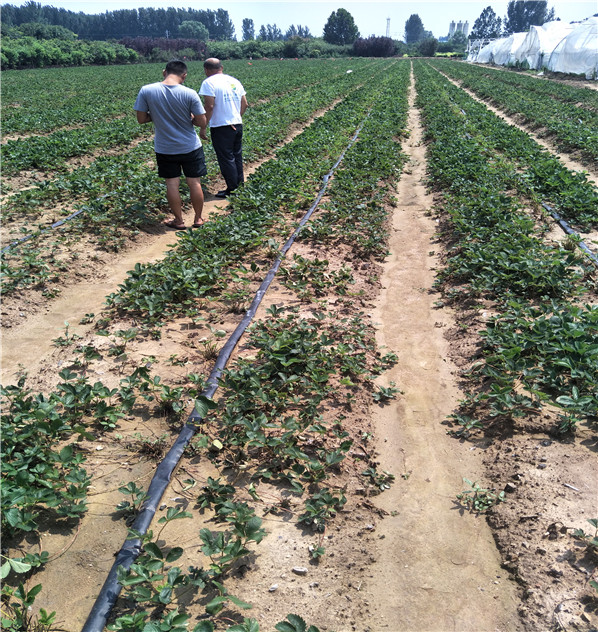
top-left (418, 37), bottom-right (439, 57)
top-left (353, 36), bottom-right (395, 57)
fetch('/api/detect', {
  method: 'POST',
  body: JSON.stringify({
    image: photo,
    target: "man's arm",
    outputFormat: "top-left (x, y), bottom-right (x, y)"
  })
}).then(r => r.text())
top-left (192, 113), bottom-right (208, 140)
top-left (202, 95), bottom-right (215, 123)
top-left (192, 113), bottom-right (207, 128)
top-left (136, 110), bottom-right (152, 124)
top-left (240, 95), bottom-right (248, 117)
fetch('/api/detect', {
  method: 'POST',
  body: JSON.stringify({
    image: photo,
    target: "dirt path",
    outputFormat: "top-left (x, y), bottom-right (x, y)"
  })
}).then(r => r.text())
top-left (366, 72), bottom-right (522, 631)
top-left (0, 199), bottom-right (228, 386)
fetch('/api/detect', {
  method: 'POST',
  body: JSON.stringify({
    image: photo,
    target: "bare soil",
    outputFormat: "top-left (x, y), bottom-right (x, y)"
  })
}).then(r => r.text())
top-left (2, 70), bottom-right (596, 632)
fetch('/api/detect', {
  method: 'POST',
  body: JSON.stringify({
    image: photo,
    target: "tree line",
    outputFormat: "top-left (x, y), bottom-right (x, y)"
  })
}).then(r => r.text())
top-left (1, 2), bottom-right (236, 40)
top-left (2, 0), bottom-right (561, 44)
top-left (1, 0), bottom-right (561, 70)
top-left (469, 1), bottom-right (557, 40)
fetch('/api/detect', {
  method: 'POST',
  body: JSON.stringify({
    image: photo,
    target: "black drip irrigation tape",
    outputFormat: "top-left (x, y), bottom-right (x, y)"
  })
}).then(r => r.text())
top-left (1, 207), bottom-right (89, 254)
top-left (1, 190), bottom-right (114, 254)
top-left (542, 202), bottom-right (598, 267)
top-left (81, 115), bottom-right (368, 632)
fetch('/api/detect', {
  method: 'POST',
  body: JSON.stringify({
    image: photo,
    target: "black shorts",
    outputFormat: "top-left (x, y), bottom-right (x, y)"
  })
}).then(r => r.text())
top-left (156, 146), bottom-right (207, 179)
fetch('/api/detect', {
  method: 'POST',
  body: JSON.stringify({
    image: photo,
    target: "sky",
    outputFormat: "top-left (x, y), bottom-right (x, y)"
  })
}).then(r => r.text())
top-left (24, 0), bottom-right (598, 40)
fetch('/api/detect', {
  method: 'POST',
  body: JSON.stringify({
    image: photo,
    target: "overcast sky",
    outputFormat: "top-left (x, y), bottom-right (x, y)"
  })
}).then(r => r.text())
top-left (26, 0), bottom-right (598, 40)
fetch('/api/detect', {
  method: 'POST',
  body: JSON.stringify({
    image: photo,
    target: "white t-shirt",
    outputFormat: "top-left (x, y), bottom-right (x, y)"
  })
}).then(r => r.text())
top-left (199, 73), bottom-right (246, 128)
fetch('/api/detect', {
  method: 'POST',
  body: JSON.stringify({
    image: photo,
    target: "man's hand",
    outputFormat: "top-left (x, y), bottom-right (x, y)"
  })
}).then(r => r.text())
top-left (199, 129), bottom-right (209, 141)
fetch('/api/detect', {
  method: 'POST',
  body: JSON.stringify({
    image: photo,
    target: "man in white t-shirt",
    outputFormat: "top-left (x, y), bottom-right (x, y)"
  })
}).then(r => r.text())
top-left (134, 60), bottom-right (207, 229)
top-left (199, 58), bottom-right (248, 198)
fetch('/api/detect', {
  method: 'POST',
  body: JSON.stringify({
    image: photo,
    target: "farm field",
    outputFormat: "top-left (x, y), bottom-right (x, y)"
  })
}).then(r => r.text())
top-left (1, 58), bottom-right (597, 632)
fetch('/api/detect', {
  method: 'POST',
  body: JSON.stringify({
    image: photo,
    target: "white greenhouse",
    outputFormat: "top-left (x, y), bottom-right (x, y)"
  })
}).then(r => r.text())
top-left (513, 21), bottom-right (574, 70)
top-left (467, 16), bottom-right (598, 79)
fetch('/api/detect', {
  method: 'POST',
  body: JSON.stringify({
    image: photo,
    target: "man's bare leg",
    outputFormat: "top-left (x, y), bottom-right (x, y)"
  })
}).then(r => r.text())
top-left (187, 176), bottom-right (204, 225)
top-left (165, 177), bottom-right (185, 225)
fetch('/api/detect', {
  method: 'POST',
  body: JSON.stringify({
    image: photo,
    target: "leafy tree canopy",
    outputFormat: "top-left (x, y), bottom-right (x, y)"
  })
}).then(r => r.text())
top-left (470, 6), bottom-right (502, 39)
top-left (285, 24), bottom-right (311, 39)
top-left (323, 8), bottom-right (359, 45)
top-left (257, 23), bottom-right (283, 41)
top-left (178, 20), bottom-right (208, 40)
top-left (418, 36), bottom-right (438, 56)
top-left (242, 18), bottom-right (254, 41)
top-left (503, 0), bottom-right (556, 34)
top-left (10, 21), bottom-right (77, 40)
top-left (404, 14), bottom-right (425, 44)
top-left (449, 31), bottom-right (467, 50)
top-left (352, 35), bottom-right (394, 57)
top-left (0, 3), bottom-right (235, 41)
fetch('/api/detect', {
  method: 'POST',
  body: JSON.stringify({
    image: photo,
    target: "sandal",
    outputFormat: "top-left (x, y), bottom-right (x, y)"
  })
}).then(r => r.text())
top-left (191, 221), bottom-right (204, 229)
top-left (164, 220), bottom-right (186, 230)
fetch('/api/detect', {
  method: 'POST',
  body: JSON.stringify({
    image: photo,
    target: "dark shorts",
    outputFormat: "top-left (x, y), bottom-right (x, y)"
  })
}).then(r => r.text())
top-left (156, 146), bottom-right (207, 179)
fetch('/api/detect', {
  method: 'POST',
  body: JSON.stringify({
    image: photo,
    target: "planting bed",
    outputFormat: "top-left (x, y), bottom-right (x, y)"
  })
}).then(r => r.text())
top-left (1, 59), bottom-right (597, 632)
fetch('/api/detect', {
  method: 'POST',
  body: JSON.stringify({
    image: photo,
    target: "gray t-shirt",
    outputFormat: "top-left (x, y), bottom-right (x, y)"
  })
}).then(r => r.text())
top-left (134, 82), bottom-right (205, 154)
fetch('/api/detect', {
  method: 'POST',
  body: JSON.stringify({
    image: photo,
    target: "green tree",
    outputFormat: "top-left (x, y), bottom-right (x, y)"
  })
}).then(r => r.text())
top-left (242, 18), bottom-right (254, 41)
top-left (404, 14), bottom-right (425, 44)
top-left (257, 24), bottom-right (283, 41)
top-left (470, 6), bottom-right (503, 39)
top-left (323, 9), bottom-right (359, 45)
top-left (418, 37), bottom-right (438, 56)
top-left (503, 0), bottom-right (556, 34)
top-left (17, 21), bottom-right (77, 40)
top-left (178, 20), bottom-right (209, 40)
top-left (286, 25), bottom-right (299, 39)
top-left (352, 36), bottom-right (395, 57)
top-left (449, 31), bottom-right (467, 51)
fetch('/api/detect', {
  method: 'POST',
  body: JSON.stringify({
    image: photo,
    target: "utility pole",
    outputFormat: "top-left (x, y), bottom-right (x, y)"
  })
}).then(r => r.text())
top-left (386, 17), bottom-right (390, 38)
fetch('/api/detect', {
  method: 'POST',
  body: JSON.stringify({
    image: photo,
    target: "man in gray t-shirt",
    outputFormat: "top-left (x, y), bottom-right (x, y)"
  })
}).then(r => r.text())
top-left (134, 60), bottom-right (208, 229)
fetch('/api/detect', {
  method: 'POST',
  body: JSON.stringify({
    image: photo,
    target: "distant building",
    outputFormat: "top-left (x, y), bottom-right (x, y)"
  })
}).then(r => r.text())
top-left (448, 20), bottom-right (469, 39)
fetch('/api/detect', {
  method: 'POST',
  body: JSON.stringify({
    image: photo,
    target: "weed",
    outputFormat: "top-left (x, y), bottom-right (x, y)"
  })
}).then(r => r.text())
top-left (298, 489), bottom-right (346, 533)
top-left (372, 382), bottom-right (401, 403)
top-left (79, 313), bottom-right (95, 325)
top-left (52, 322), bottom-right (81, 347)
top-left (572, 518), bottom-right (598, 551)
top-left (116, 482), bottom-right (147, 522)
top-left (456, 478), bottom-right (505, 513)
top-left (275, 614), bottom-right (321, 632)
top-left (362, 467), bottom-right (395, 494)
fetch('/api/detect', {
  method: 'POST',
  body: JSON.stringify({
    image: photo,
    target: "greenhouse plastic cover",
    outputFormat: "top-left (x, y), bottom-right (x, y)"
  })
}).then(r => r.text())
top-left (547, 17), bottom-right (598, 79)
top-left (474, 39), bottom-right (502, 63)
top-left (468, 16), bottom-right (597, 78)
top-left (492, 32), bottom-right (527, 65)
top-left (513, 21), bottom-right (574, 69)
top-left (470, 34), bottom-right (526, 64)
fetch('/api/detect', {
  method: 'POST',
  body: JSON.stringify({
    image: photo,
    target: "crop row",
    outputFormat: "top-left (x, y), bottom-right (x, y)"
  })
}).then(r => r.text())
top-left (104, 62), bottom-right (397, 322)
top-left (1, 59), bottom-right (373, 135)
top-left (1, 60), bottom-right (390, 298)
top-left (429, 58), bottom-right (598, 166)
top-left (421, 61), bottom-right (598, 230)
top-left (435, 59), bottom-right (598, 111)
top-left (413, 60), bottom-right (597, 439)
top-left (1, 60), bottom-right (410, 630)
top-left (1, 59), bottom-right (381, 174)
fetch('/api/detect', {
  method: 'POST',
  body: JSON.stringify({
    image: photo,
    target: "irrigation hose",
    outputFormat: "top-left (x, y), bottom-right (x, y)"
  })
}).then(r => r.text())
top-left (81, 116), bottom-right (368, 632)
top-left (1, 190), bottom-right (116, 254)
top-left (0, 207), bottom-right (89, 254)
top-left (542, 202), bottom-right (598, 267)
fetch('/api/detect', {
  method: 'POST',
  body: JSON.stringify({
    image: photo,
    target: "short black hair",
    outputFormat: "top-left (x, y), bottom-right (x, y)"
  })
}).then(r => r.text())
top-left (165, 60), bottom-right (188, 76)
